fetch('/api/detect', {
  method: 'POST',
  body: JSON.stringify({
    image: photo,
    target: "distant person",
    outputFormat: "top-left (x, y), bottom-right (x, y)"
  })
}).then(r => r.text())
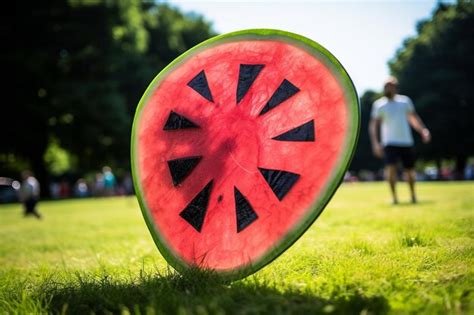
top-left (465, 163), bottom-right (474, 180)
top-left (369, 77), bottom-right (431, 204)
top-left (94, 172), bottom-right (105, 196)
top-left (59, 179), bottom-right (71, 198)
top-left (74, 178), bottom-right (89, 198)
top-left (102, 166), bottom-right (116, 196)
top-left (49, 181), bottom-right (60, 199)
top-left (122, 172), bottom-right (134, 195)
top-left (19, 170), bottom-right (41, 219)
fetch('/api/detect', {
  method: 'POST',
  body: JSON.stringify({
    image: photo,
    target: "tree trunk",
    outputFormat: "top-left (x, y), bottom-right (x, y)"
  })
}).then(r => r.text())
top-left (455, 155), bottom-right (467, 180)
top-left (436, 158), bottom-right (442, 181)
top-left (31, 151), bottom-right (50, 198)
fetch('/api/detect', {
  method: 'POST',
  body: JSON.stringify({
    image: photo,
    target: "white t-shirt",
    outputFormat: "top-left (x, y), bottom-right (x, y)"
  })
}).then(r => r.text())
top-left (20, 176), bottom-right (40, 200)
top-left (371, 94), bottom-right (415, 147)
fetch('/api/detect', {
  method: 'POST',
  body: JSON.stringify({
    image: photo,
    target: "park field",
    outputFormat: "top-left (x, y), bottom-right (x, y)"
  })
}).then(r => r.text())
top-left (0, 182), bottom-right (472, 314)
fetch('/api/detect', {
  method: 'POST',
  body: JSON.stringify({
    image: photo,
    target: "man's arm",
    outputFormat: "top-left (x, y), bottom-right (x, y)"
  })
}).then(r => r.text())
top-left (369, 117), bottom-right (383, 158)
top-left (408, 112), bottom-right (431, 143)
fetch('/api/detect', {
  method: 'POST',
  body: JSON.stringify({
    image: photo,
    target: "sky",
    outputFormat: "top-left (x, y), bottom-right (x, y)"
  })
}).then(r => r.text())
top-left (168, 0), bottom-right (445, 94)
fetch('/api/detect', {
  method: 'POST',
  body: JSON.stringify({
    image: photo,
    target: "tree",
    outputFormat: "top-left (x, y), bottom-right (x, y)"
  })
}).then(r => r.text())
top-left (118, 3), bottom-right (217, 115)
top-left (389, 1), bottom-right (474, 175)
top-left (2, 1), bottom-right (145, 185)
top-left (1, 1), bottom-right (215, 192)
top-left (349, 91), bottom-right (383, 173)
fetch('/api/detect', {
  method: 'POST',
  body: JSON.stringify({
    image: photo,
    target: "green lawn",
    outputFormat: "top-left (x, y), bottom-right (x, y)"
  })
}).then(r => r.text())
top-left (0, 182), bottom-right (472, 314)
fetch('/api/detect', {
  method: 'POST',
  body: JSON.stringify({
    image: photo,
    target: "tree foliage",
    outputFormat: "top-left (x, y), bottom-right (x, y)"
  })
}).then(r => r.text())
top-left (389, 1), bottom-right (474, 171)
top-left (349, 90), bottom-right (383, 172)
top-left (1, 1), bottom-right (215, 187)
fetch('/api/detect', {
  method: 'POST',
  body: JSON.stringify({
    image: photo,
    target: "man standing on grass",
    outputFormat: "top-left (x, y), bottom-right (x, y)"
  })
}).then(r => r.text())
top-left (19, 170), bottom-right (42, 219)
top-left (369, 77), bottom-right (431, 204)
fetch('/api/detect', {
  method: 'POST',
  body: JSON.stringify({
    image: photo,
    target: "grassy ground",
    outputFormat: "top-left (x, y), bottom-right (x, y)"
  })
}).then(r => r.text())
top-left (0, 182), bottom-right (472, 314)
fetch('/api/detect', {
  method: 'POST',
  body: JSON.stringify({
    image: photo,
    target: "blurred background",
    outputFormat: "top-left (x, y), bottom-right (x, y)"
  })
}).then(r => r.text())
top-left (1, 0), bottom-right (473, 202)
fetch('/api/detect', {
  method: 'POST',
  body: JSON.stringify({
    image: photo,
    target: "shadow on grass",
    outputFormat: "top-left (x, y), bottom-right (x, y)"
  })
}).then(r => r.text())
top-left (392, 200), bottom-right (435, 207)
top-left (38, 268), bottom-right (389, 314)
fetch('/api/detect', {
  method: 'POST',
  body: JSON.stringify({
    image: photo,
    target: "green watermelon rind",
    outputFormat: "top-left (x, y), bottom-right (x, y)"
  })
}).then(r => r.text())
top-left (131, 29), bottom-right (360, 281)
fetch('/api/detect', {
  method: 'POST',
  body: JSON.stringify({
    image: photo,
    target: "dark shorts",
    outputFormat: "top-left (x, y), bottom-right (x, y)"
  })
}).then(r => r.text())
top-left (383, 145), bottom-right (415, 169)
top-left (24, 198), bottom-right (38, 213)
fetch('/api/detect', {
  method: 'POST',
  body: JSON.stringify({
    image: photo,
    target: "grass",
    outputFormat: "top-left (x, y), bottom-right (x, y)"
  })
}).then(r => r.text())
top-left (0, 182), bottom-right (472, 314)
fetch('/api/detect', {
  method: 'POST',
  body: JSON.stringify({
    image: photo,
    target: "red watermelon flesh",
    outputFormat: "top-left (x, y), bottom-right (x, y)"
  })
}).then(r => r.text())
top-left (132, 30), bottom-right (359, 278)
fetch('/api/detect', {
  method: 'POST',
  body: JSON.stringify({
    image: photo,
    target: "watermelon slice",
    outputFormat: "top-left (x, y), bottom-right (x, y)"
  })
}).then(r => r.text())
top-left (131, 29), bottom-right (359, 280)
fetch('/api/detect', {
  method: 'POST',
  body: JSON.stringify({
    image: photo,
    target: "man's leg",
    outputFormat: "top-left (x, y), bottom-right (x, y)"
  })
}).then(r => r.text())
top-left (30, 199), bottom-right (41, 219)
top-left (402, 147), bottom-right (417, 203)
top-left (383, 146), bottom-right (398, 204)
top-left (24, 199), bottom-right (34, 217)
top-left (385, 164), bottom-right (398, 204)
top-left (23, 202), bottom-right (30, 217)
top-left (406, 169), bottom-right (417, 203)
